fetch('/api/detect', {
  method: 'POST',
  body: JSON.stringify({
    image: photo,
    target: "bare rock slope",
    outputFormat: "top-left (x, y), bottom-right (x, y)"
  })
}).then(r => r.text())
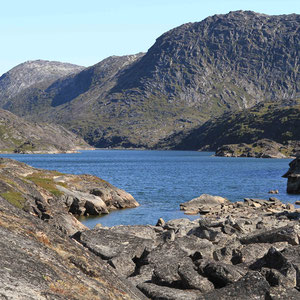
top-left (0, 108), bottom-right (91, 153)
top-left (0, 60), bottom-right (84, 104)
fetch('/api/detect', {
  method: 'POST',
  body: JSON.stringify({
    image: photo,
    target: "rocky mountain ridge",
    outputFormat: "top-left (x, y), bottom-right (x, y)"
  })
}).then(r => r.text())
top-left (0, 60), bottom-right (84, 106)
top-left (2, 11), bottom-right (299, 148)
top-left (0, 108), bottom-right (91, 153)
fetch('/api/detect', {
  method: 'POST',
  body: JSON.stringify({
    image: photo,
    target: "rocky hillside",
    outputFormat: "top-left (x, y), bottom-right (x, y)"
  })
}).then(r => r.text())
top-left (0, 158), bottom-right (145, 299)
top-left (3, 11), bottom-right (299, 148)
top-left (0, 60), bottom-right (84, 106)
top-left (0, 109), bottom-right (90, 153)
top-left (157, 99), bottom-right (300, 151)
top-left (215, 139), bottom-right (300, 159)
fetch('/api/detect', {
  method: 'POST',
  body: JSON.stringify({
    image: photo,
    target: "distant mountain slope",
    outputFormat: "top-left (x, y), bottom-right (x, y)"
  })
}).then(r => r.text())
top-left (0, 60), bottom-right (84, 105)
top-left (2, 11), bottom-right (300, 148)
top-left (156, 99), bottom-right (300, 150)
top-left (0, 109), bottom-right (90, 153)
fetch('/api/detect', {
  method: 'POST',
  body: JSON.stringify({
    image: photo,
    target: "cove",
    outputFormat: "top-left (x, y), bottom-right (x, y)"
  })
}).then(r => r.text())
top-left (1, 150), bottom-right (296, 228)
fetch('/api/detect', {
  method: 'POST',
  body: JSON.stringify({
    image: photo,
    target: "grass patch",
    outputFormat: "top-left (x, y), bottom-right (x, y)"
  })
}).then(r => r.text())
top-left (26, 173), bottom-right (67, 197)
top-left (1, 191), bottom-right (26, 209)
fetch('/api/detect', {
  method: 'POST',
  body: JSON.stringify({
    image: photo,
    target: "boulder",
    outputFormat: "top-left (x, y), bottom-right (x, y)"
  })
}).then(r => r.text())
top-left (108, 254), bottom-right (136, 278)
top-left (137, 282), bottom-right (202, 300)
top-left (76, 227), bottom-right (154, 260)
top-left (231, 242), bottom-right (287, 265)
top-left (147, 242), bottom-right (190, 286)
top-left (202, 261), bottom-right (247, 288)
top-left (180, 194), bottom-right (229, 214)
top-left (198, 271), bottom-right (270, 300)
top-left (178, 261), bottom-right (214, 292)
top-left (283, 157), bottom-right (300, 194)
top-left (128, 264), bottom-right (154, 287)
top-left (250, 247), bottom-right (297, 288)
top-left (240, 225), bottom-right (300, 246)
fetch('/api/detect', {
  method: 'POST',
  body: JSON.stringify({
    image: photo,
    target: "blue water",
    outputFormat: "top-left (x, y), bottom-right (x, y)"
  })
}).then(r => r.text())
top-left (1, 150), bottom-right (298, 228)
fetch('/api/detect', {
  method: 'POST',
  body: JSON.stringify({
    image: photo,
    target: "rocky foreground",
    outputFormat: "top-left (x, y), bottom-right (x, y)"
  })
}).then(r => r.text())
top-left (1, 158), bottom-right (300, 299)
top-left (72, 194), bottom-right (300, 300)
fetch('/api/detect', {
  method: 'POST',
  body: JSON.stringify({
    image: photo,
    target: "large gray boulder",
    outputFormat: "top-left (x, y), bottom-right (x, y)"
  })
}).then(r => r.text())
top-left (180, 194), bottom-right (229, 214)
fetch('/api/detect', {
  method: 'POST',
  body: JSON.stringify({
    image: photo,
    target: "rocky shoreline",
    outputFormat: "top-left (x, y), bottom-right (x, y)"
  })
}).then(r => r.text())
top-left (0, 158), bottom-right (139, 235)
top-left (1, 157), bottom-right (300, 299)
top-left (72, 194), bottom-right (300, 299)
top-left (215, 139), bottom-right (300, 159)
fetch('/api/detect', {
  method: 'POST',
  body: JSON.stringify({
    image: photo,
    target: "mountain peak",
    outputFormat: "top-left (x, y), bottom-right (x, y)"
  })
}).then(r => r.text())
top-left (0, 60), bottom-right (85, 101)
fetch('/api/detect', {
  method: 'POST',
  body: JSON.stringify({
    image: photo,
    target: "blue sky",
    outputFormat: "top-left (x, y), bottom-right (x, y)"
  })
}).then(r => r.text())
top-left (1, 0), bottom-right (299, 75)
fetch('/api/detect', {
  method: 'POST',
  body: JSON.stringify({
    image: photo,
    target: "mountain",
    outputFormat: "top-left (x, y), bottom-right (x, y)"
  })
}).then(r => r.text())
top-left (0, 109), bottom-right (90, 153)
top-left (0, 60), bottom-right (84, 106)
top-left (2, 11), bottom-right (300, 148)
top-left (156, 99), bottom-right (300, 150)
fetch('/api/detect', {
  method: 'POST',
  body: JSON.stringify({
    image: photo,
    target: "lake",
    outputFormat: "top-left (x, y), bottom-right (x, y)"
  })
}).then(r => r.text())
top-left (1, 150), bottom-right (297, 228)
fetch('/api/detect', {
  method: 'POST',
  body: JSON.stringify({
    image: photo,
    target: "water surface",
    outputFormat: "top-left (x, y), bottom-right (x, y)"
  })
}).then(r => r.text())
top-left (1, 150), bottom-right (296, 228)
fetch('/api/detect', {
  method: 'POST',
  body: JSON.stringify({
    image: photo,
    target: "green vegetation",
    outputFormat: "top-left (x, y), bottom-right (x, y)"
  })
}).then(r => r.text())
top-left (1, 190), bottom-right (26, 209)
top-left (162, 99), bottom-right (300, 150)
top-left (26, 172), bottom-right (67, 197)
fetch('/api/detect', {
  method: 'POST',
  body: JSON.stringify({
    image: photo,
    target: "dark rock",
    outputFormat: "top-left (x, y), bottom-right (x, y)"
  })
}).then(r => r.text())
top-left (147, 242), bottom-right (190, 286)
top-left (137, 282), bottom-right (202, 300)
top-left (262, 268), bottom-right (296, 289)
top-left (156, 217), bottom-right (165, 227)
top-left (176, 235), bottom-right (214, 259)
top-left (199, 271), bottom-right (270, 300)
top-left (240, 225), bottom-right (300, 245)
top-left (250, 247), bottom-right (297, 288)
top-left (188, 223), bottom-right (224, 242)
top-left (283, 157), bottom-right (300, 194)
top-left (202, 261), bottom-right (247, 288)
top-left (128, 264), bottom-right (154, 287)
top-left (178, 260), bottom-right (214, 292)
top-left (231, 243), bottom-right (287, 265)
top-left (108, 255), bottom-right (136, 278)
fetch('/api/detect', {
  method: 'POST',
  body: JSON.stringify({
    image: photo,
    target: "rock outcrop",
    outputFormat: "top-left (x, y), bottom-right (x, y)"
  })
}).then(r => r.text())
top-left (73, 195), bottom-right (300, 299)
top-left (180, 194), bottom-right (229, 214)
top-left (0, 158), bottom-right (138, 235)
top-left (0, 60), bottom-right (84, 105)
top-left (0, 193), bottom-right (146, 299)
top-left (283, 156), bottom-right (300, 193)
top-left (215, 139), bottom-right (300, 158)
